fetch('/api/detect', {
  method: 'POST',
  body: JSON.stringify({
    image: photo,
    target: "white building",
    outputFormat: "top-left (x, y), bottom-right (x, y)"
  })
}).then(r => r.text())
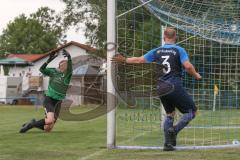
top-left (2, 41), bottom-right (105, 105)
top-left (7, 41), bottom-right (99, 90)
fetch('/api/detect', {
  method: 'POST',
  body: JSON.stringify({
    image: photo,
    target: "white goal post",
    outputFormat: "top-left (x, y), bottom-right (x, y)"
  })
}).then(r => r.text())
top-left (107, 0), bottom-right (117, 149)
top-left (107, 0), bottom-right (240, 150)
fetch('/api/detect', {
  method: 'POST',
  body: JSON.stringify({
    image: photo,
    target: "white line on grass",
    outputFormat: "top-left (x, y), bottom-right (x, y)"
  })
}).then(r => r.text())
top-left (79, 130), bottom-right (155, 160)
top-left (79, 149), bottom-right (106, 160)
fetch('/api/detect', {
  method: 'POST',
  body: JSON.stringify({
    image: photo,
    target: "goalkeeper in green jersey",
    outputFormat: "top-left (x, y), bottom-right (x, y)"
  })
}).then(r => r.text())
top-left (19, 49), bottom-right (72, 133)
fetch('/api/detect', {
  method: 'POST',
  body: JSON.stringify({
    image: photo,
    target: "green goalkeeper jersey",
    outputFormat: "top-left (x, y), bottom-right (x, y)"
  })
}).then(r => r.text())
top-left (40, 59), bottom-right (72, 100)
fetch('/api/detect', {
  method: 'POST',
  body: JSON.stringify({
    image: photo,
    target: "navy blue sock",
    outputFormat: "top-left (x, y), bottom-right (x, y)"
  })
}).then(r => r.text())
top-left (164, 116), bottom-right (174, 144)
top-left (175, 112), bottom-right (195, 133)
top-left (164, 116), bottom-right (174, 131)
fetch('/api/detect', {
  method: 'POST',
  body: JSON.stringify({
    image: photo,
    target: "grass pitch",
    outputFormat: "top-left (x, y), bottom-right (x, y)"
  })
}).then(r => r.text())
top-left (0, 105), bottom-right (240, 160)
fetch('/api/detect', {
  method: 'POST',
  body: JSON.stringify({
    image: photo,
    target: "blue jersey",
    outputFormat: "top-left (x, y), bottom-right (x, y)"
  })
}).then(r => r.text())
top-left (144, 44), bottom-right (189, 80)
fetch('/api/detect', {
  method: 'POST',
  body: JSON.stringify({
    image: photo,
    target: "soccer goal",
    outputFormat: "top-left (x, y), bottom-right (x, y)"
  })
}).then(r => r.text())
top-left (107, 0), bottom-right (240, 150)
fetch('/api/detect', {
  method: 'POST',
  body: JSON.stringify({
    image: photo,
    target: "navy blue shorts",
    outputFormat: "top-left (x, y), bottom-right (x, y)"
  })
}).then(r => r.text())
top-left (158, 77), bottom-right (197, 114)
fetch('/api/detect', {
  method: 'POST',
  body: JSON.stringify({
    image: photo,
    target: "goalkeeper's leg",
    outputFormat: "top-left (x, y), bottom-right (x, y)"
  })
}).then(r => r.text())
top-left (19, 113), bottom-right (55, 133)
top-left (19, 97), bottom-right (60, 133)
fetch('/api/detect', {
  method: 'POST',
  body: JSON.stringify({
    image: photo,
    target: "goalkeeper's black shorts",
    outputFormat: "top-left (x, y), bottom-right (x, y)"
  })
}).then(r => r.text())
top-left (43, 95), bottom-right (62, 120)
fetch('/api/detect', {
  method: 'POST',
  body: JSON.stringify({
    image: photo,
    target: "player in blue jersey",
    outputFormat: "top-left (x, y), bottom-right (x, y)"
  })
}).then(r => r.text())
top-left (112, 27), bottom-right (202, 151)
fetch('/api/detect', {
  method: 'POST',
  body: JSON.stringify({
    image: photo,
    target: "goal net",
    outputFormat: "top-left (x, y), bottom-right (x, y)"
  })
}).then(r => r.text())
top-left (108, 0), bottom-right (240, 150)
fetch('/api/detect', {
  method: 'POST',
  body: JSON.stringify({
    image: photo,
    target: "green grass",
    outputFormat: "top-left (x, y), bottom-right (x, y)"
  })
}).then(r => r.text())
top-left (0, 105), bottom-right (240, 160)
top-left (116, 107), bottom-right (240, 146)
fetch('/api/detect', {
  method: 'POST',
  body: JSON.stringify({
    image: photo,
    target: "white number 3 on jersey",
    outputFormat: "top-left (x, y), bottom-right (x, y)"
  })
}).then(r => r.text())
top-left (161, 56), bottom-right (171, 74)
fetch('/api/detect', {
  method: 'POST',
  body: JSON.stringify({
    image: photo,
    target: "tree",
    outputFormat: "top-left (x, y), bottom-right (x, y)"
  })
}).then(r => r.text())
top-left (30, 7), bottom-right (67, 43)
top-left (61, 0), bottom-right (162, 57)
top-left (61, 0), bottom-right (106, 49)
top-left (0, 7), bottom-right (66, 54)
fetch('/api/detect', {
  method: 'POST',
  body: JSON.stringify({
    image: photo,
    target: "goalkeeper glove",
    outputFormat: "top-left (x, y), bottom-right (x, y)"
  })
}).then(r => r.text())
top-left (47, 53), bottom-right (57, 63)
top-left (62, 49), bottom-right (71, 59)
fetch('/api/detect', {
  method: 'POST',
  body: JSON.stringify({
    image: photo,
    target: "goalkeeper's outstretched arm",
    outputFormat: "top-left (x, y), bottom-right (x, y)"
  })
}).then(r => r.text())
top-left (63, 50), bottom-right (72, 74)
top-left (40, 53), bottom-right (57, 76)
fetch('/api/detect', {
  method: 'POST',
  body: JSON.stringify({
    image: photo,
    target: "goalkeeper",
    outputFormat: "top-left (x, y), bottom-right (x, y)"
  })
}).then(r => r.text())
top-left (19, 49), bottom-right (72, 133)
top-left (112, 27), bottom-right (202, 151)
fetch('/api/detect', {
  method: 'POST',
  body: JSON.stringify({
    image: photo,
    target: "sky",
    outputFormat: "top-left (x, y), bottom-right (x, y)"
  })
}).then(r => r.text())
top-left (0, 0), bottom-right (87, 43)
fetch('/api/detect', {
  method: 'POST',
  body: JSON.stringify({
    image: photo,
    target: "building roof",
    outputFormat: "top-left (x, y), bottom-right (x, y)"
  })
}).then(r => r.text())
top-left (7, 54), bottom-right (47, 62)
top-left (6, 41), bottom-right (97, 63)
top-left (71, 55), bottom-right (105, 70)
top-left (47, 41), bottom-right (97, 55)
top-left (0, 57), bottom-right (33, 66)
top-left (73, 64), bottom-right (100, 76)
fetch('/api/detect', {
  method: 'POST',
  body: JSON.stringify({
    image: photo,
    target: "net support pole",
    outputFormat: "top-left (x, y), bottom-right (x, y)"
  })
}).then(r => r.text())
top-left (160, 26), bottom-right (166, 128)
top-left (107, 0), bottom-right (116, 149)
top-left (213, 84), bottom-right (219, 112)
top-left (213, 94), bottom-right (216, 112)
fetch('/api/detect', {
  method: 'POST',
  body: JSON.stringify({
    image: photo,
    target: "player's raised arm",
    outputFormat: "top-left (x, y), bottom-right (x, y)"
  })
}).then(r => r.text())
top-left (62, 49), bottom-right (72, 73)
top-left (182, 61), bottom-right (202, 80)
top-left (40, 53), bottom-right (57, 76)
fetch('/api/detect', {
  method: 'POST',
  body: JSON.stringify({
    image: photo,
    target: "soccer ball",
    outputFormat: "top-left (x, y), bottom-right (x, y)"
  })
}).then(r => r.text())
top-left (231, 24), bottom-right (237, 32)
top-left (232, 140), bottom-right (240, 145)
